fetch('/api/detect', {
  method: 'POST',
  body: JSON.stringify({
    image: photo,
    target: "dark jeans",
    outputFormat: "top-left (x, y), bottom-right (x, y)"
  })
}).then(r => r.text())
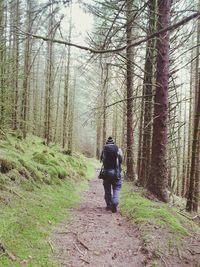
top-left (103, 178), bottom-right (122, 208)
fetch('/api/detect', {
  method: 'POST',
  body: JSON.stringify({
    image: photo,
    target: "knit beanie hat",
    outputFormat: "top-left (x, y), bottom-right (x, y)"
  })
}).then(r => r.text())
top-left (106, 136), bottom-right (114, 144)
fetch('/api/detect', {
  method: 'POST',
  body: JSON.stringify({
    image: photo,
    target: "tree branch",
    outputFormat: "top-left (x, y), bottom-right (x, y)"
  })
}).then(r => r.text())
top-left (19, 12), bottom-right (199, 54)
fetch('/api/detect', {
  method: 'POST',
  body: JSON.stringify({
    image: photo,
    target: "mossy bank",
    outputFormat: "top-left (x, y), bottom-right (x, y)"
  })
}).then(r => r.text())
top-left (120, 183), bottom-right (200, 266)
top-left (0, 133), bottom-right (96, 266)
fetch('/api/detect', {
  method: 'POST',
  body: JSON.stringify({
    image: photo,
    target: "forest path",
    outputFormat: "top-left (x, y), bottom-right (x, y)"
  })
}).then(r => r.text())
top-left (52, 170), bottom-right (147, 267)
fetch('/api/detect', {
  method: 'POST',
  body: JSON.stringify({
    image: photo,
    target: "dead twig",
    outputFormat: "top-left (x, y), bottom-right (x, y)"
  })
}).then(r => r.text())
top-left (7, 188), bottom-right (24, 199)
top-left (48, 241), bottom-right (54, 253)
top-left (56, 231), bottom-right (76, 235)
top-left (74, 244), bottom-right (84, 255)
top-left (80, 257), bottom-right (90, 264)
top-left (156, 250), bottom-right (169, 267)
top-left (187, 248), bottom-right (195, 255)
top-left (77, 235), bottom-right (90, 251)
top-left (176, 247), bottom-right (182, 260)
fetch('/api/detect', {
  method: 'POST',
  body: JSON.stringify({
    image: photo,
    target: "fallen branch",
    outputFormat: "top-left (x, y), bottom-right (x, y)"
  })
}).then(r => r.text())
top-left (62, 231), bottom-right (90, 251)
top-left (178, 212), bottom-right (200, 221)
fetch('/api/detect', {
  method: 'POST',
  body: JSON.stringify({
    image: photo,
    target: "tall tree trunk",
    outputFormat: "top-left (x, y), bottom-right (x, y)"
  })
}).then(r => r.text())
top-left (186, 51), bottom-right (194, 197)
top-left (54, 54), bottom-right (64, 142)
top-left (139, 0), bottom-right (157, 186)
top-left (126, 0), bottom-right (135, 180)
top-left (121, 83), bottom-right (127, 162)
top-left (181, 89), bottom-right (187, 197)
top-left (0, 0), bottom-right (6, 127)
top-left (21, 0), bottom-right (32, 138)
top-left (62, 5), bottom-right (72, 149)
top-left (193, 1), bottom-right (200, 211)
top-left (102, 63), bottom-right (108, 148)
top-left (68, 73), bottom-right (76, 152)
top-left (186, 72), bottom-right (200, 212)
top-left (187, 3), bottom-right (200, 211)
top-left (137, 93), bottom-right (144, 178)
top-left (44, 1), bottom-right (55, 145)
top-left (12, 0), bottom-right (20, 130)
top-left (148, 0), bottom-right (171, 202)
top-left (96, 89), bottom-right (102, 159)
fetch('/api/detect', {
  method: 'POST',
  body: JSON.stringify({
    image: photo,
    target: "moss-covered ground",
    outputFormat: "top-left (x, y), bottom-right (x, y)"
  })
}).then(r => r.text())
top-left (120, 183), bottom-right (190, 236)
top-left (0, 134), bottom-right (96, 266)
top-left (120, 182), bottom-right (200, 266)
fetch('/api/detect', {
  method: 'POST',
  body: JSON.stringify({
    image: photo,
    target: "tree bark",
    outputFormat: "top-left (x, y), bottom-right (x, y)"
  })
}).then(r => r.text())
top-left (102, 63), bottom-right (108, 148)
top-left (21, 0), bottom-right (32, 138)
top-left (186, 72), bottom-right (200, 212)
top-left (62, 4), bottom-right (72, 149)
top-left (187, 1), bottom-right (200, 211)
top-left (126, 0), bottom-right (135, 180)
top-left (139, 0), bottom-right (157, 186)
top-left (148, 0), bottom-right (171, 202)
top-left (0, 0), bottom-right (6, 127)
top-left (12, 0), bottom-right (20, 130)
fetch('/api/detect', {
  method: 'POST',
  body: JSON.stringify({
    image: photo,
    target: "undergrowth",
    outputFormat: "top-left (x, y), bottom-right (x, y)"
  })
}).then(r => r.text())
top-left (120, 183), bottom-right (199, 236)
top-left (120, 183), bottom-right (200, 267)
top-left (0, 133), bottom-right (96, 266)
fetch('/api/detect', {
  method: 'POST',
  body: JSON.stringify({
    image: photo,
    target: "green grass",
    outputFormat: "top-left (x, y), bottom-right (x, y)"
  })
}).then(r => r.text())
top-left (0, 134), bottom-right (96, 266)
top-left (0, 181), bottom-right (85, 266)
top-left (120, 183), bottom-right (190, 236)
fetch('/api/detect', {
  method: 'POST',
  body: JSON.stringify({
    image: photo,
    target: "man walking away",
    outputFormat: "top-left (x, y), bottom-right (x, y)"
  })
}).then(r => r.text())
top-left (100, 136), bottom-right (123, 213)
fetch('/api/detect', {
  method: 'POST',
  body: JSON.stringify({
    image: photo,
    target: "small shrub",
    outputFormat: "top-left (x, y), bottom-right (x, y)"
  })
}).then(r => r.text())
top-left (0, 158), bottom-right (16, 174)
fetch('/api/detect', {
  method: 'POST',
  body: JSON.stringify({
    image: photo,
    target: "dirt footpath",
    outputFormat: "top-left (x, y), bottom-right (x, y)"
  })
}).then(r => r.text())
top-left (53, 174), bottom-right (147, 267)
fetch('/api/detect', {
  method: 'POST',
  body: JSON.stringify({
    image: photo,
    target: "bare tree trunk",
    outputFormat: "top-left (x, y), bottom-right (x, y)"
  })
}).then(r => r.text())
top-left (54, 54), bottom-right (64, 142)
top-left (148, 0), bottom-right (171, 202)
top-left (0, 0), bottom-right (6, 127)
top-left (186, 52), bottom-right (194, 197)
top-left (186, 4), bottom-right (200, 212)
top-left (68, 73), bottom-right (76, 152)
top-left (21, 0), bottom-right (32, 138)
top-left (181, 90), bottom-right (187, 197)
top-left (44, 2), bottom-right (55, 145)
top-left (96, 81), bottom-right (102, 159)
top-left (126, 0), bottom-right (135, 180)
top-left (139, 0), bottom-right (157, 186)
top-left (62, 5), bottom-right (72, 149)
top-left (186, 72), bottom-right (200, 212)
top-left (137, 94), bottom-right (144, 178)
top-left (121, 86), bottom-right (127, 160)
top-left (12, 0), bottom-right (20, 130)
top-left (191, 2), bottom-right (200, 210)
top-left (102, 63), bottom-right (108, 148)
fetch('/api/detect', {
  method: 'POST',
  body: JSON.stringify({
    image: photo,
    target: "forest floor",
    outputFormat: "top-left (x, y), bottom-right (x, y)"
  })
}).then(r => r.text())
top-left (53, 170), bottom-right (200, 267)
